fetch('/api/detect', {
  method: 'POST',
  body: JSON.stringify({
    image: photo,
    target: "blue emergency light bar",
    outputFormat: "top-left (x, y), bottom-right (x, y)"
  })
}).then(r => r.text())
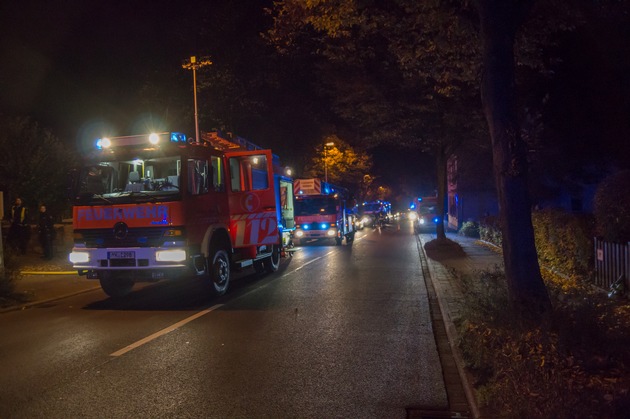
top-left (170, 132), bottom-right (187, 143)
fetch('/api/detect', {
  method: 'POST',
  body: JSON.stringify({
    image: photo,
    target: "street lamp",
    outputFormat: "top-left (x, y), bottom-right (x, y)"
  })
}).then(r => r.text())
top-left (324, 142), bottom-right (335, 183)
top-left (182, 55), bottom-right (213, 142)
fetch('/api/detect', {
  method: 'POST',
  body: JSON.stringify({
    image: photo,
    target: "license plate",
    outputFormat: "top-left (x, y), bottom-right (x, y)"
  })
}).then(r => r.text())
top-left (108, 251), bottom-right (135, 259)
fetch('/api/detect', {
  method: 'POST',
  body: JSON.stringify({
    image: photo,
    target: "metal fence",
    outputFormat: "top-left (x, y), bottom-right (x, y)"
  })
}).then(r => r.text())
top-left (594, 238), bottom-right (629, 293)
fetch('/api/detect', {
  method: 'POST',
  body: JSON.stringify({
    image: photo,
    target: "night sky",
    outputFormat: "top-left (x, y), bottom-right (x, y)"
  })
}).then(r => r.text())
top-left (1, 2), bottom-right (628, 204)
top-left (0, 0), bottom-right (233, 138)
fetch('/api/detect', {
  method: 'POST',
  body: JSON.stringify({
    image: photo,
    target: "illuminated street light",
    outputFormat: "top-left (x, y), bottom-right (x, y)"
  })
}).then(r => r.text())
top-left (182, 55), bottom-right (213, 142)
top-left (324, 142), bottom-right (335, 183)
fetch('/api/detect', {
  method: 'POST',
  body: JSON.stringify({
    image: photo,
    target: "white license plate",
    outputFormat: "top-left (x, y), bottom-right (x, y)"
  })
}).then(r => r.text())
top-left (108, 251), bottom-right (135, 259)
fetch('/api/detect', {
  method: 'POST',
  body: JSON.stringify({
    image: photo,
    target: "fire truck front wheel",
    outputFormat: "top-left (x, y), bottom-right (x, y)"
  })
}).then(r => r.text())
top-left (207, 248), bottom-right (230, 296)
top-left (99, 271), bottom-right (134, 298)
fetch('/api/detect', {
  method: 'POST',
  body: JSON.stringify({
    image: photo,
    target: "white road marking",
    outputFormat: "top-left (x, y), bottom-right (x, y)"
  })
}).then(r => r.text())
top-left (110, 304), bottom-right (223, 357)
top-left (109, 235), bottom-right (365, 357)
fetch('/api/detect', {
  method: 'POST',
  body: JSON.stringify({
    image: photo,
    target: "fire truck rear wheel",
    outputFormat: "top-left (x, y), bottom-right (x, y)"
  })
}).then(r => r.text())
top-left (99, 271), bottom-right (134, 298)
top-left (207, 248), bottom-right (230, 296)
top-left (263, 244), bottom-right (281, 273)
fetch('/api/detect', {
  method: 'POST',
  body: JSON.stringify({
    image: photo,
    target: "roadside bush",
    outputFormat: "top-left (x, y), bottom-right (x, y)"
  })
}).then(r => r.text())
top-left (479, 215), bottom-right (502, 246)
top-left (457, 268), bottom-right (630, 418)
top-left (532, 208), bottom-right (595, 278)
top-left (459, 221), bottom-right (480, 238)
top-left (593, 169), bottom-right (630, 243)
top-left (0, 246), bottom-right (21, 306)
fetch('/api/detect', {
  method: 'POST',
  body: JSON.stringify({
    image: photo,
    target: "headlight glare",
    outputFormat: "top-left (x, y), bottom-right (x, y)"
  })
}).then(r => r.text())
top-left (156, 249), bottom-right (186, 262)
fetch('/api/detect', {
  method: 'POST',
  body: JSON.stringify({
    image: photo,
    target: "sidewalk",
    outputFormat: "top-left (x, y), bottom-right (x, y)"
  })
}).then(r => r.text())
top-left (418, 232), bottom-right (504, 419)
top-left (2, 248), bottom-right (100, 312)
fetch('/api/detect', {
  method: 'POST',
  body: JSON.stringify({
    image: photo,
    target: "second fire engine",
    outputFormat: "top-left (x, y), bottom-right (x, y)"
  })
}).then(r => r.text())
top-left (292, 178), bottom-right (355, 246)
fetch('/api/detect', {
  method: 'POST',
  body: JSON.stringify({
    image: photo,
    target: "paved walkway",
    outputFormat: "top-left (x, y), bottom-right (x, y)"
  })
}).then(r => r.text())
top-left (418, 232), bottom-right (504, 418)
top-left (1, 246), bottom-right (100, 311)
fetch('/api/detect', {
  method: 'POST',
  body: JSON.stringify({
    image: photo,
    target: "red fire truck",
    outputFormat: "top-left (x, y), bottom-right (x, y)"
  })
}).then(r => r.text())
top-left (68, 131), bottom-right (289, 298)
top-left (292, 178), bottom-right (355, 246)
top-left (412, 196), bottom-right (441, 232)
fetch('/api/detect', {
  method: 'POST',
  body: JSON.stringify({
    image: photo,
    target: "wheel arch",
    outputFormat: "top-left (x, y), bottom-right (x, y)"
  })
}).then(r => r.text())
top-left (201, 224), bottom-right (232, 258)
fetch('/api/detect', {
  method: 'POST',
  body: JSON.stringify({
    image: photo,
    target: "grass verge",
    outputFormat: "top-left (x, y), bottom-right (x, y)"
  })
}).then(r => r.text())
top-left (456, 267), bottom-right (630, 418)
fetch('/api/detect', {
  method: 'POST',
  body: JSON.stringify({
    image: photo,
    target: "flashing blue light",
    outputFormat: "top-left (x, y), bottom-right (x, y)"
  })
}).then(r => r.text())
top-left (410, 202), bottom-right (416, 209)
top-left (303, 224), bottom-right (310, 230)
top-left (95, 137), bottom-right (110, 150)
top-left (170, 132), bottom-right (187, 143)
top-left (323, 186), bottom-right (331, 194)
top-left (320, 223), bottom-right (328, 229)
top-left (433, 217), bottom-right (440, 224)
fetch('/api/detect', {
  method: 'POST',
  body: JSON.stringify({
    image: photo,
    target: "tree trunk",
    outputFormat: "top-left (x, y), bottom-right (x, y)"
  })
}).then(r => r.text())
top-left (435, 146), bottom-right (447, 239)
top-left (477, 0), bottom-right (552, 315)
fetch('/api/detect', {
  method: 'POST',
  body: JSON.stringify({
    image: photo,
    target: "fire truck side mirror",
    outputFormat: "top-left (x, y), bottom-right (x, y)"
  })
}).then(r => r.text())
top-left (66, 169), bottom-right (79, 201)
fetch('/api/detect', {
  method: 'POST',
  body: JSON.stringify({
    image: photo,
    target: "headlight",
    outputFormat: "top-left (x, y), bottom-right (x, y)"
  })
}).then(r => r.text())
top-left (326, 229), bottom-right (337, 237)
top-left (69, 252), bottom-right (90, 264)
top-left (408, 212), bottom-right (418, 221)
top-left (419, 218), bottom-right (426, 224)
top-left (295, 230), bottom-right (304, 238)
top-left (156, 249), bottom-right (187, 262)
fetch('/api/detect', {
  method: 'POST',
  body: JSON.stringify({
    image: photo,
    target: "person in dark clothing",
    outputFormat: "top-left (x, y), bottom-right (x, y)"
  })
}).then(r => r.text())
top-left (8, 197), bottom-right (30, 254)
top-left (38, 204), bottom-right (55, 260)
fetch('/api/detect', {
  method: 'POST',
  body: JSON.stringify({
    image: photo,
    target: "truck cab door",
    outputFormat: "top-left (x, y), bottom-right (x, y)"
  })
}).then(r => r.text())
top-left (225, 150), bottom-right (279, 247)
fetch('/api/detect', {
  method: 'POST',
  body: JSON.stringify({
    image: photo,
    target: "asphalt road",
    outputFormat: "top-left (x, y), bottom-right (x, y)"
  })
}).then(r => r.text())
top-left (0, 222), bottom-right (447, 418)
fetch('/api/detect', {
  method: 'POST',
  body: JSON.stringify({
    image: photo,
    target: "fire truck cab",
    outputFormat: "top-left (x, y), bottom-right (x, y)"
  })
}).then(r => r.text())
top-left (292, 178), bottom-right (355, 246)
top-left (68, 131), bottom-right (286, 298)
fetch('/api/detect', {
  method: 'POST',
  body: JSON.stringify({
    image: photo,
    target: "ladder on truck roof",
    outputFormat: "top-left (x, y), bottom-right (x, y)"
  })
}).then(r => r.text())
top-left (201, 131), bottom-right (264, 151)
top-left (201, 130), bottom-right (282, 168)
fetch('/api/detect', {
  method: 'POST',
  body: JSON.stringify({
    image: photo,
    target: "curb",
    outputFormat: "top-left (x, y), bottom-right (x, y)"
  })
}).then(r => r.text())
top-left (1, 286), bottom-right (101, 314)
top-left (418, 235), bottom-right (482, 418)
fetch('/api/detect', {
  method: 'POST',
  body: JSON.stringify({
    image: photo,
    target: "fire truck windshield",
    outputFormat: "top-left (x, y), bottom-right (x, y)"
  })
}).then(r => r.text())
top-left (75, 155), bottom-right (181, 204)
top-left (362, 203), bottom-right (382, 213)
top-left (295, 196), bottom-right (337, 215)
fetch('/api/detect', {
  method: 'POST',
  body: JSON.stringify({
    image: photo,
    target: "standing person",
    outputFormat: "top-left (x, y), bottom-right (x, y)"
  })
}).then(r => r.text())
top-left (9, 197), bottom-right (30, 254)
top-left (38, 204), bottom-right (55, 260)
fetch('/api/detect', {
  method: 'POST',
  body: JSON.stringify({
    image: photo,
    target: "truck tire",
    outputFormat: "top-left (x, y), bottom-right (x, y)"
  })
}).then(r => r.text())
top-left (99, 271), bottom-right (134, 298)
top-left (207, 248), bottom-right (230, 296)
top-left (263, 244), bottom-right (281, 273)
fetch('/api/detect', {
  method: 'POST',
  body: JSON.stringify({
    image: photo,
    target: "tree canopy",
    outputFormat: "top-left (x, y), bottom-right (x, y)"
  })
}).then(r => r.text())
top-left (0, 115), bottom-right (78, 220)
top-left (302, 135), bottom-right (374, 199)
top-left (265, 0), bottom-right (607, 314)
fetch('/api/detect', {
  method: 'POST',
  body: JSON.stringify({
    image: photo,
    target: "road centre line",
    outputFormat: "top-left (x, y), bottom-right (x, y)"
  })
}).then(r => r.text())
top-left (281, 250), bottom-right (336, 276)
top-left (110, 304), bottom-right (223, 357)
top-left (110, 243), bottom-right (348, 357)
